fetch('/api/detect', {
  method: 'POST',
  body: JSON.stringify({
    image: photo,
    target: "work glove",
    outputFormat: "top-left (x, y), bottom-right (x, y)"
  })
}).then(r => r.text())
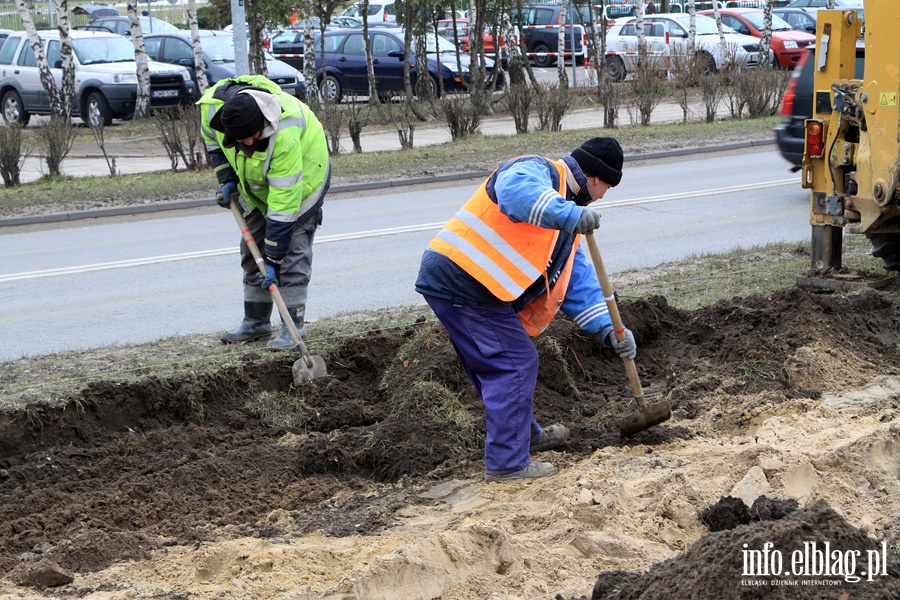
top-left (261, 256), bottom-right (282, 290)
top-left (574, 208), bottom-right (601, 234)
top-left (216, 181), bottom-right (238, 208)
top-left (606, 327), bottom-right (637, 360)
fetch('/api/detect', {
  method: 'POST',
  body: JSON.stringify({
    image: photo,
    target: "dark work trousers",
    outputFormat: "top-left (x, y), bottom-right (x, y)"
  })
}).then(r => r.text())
top-left (239, 207), bottom-right (321, 310)
top-left (424, 295), bottom-right (544, 475)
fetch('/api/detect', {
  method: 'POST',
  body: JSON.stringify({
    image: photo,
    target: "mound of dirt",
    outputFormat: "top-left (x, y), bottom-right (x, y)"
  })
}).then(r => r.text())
top-left (1, 287), bottom-right (899, 598)
top-left (591, 500), bottom-right (900, 600)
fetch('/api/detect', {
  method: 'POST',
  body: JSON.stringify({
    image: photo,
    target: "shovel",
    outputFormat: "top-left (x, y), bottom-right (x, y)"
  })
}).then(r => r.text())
top-left (228, 200), bottom-right (327, 386)
top-left (584, 232), bottom-right (671, 437)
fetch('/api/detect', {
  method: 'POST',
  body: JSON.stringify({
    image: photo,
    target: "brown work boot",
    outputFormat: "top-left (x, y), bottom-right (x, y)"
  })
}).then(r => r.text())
top-left (530, 424), bottom-right (570, 452)
top-left (484, 461), bottom-right (558, 483)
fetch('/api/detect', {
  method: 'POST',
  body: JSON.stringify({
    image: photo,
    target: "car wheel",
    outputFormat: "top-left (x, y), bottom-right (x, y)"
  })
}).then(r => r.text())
top-left (416, 74), bottom-right (440, 99)
top-left (867, 233), bottom-right (900, 271)
top-left (84, 91), bottom-right (113, 127)
top-left (319, 75), bottom-right (342, 104)
top-left (1, 90), bottom-right (30, 125)
top-left (604, 56), bottom-right (626, 83)
top-left (531, 43), bottom-right (554, 68)
top-left (699, 51), bottom-right (716, 75)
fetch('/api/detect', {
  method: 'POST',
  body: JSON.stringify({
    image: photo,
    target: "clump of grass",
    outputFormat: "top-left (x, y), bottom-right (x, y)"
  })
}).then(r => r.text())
top-left (245, 390), bottom-right (317, 429)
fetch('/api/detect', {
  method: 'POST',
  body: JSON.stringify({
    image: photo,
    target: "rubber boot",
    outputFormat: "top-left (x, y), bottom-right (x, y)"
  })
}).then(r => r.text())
top-left (267, 306), bottom-right (307, 350)
top-left (220, 301), bottom-right (273, 343)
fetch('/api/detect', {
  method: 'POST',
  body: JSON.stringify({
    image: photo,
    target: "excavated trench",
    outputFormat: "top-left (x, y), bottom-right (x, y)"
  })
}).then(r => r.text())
top-left (2, 288), bottom-right (900, 597)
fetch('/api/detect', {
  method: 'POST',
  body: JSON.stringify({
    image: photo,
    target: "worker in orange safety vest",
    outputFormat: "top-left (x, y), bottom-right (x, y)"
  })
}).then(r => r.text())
top-left (415, 137), bottom-right (636, 483)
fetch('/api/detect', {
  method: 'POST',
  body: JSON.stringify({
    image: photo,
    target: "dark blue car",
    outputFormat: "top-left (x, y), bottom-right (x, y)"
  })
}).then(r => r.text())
top-left (313, 27), bottom-right (505, 103)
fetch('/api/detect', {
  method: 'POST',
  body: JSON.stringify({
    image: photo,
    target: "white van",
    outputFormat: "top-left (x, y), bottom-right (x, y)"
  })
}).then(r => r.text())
top-left (341, 0), bottom-right (396, 24)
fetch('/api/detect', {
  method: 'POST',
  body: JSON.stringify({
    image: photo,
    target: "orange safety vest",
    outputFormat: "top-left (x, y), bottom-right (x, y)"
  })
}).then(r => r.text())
top-left (428, 160), bottom-right (580, 336)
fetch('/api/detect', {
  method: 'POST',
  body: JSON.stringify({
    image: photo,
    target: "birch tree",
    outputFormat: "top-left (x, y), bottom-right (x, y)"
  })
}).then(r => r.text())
top-left (245, 0), bottom-right (268, 77)
top-left (303, 17), bottom-right (319, 108)
top-left (187, 0), bottom-right (208, 95)
top-left (759, 0), bottom-right (774, 69)
top-left (15, 0), bottom-right (74, 118)
top-left (127, 3), bottom-right (151, 118)
top-left (687, 0), bottom-right (696, 52)
top-left (556, 0), bottom-right (568, 87)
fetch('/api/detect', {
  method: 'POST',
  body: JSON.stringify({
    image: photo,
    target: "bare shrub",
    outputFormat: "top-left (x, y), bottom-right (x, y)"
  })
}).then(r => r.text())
top-left (534, 82), bottom-right (572, 132)
top-left (669, 46), bottom-right (707, 124)
top-left (626, 55), bottom-right (668, 126)
top-left (317, 98), bottom-right (345, 156)
top-left (154, 105), bottom-right (206, 171)
top-left (0, 123), bottom-right (29, 187)
top-left (440, 94), bottom-right (483, 140)
top-left (503, 83), bottom-right (533, 134)
top-left (600, 78), bottom-right (624, 128)
top-left (345, 96), bottom-right (370, 153)
top-left (89, 120), bottom-right (117, 177)
top-left (699, 72), bottom-right (726, 123)
top-left (37, 115), bottom-right (76, 177)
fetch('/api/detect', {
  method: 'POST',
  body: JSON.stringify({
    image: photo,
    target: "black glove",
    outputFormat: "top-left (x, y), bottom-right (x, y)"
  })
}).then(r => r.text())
top-left (574, 208), bottom-right (601, 234)
top-left (261, 256), bottom-right (282, 289)
top-left (216, 181), bottom-right (238, 208)
top-left (606, 328), bottom-right (637, 360)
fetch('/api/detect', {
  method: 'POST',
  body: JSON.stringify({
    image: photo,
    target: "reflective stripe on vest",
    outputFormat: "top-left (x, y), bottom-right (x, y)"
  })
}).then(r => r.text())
top-left (427, 161), bottom-right (568, 302)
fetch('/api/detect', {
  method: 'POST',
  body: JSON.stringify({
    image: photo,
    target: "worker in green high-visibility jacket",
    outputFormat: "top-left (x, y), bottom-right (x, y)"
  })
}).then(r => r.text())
top-left (198, 75), bottom-right (330, 349)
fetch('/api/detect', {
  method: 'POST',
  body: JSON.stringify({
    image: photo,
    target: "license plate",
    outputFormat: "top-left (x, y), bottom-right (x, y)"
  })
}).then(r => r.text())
top-left (152, 89), bottom-right (179, 98)
top-left (282, 87), bottom-right (295, 96)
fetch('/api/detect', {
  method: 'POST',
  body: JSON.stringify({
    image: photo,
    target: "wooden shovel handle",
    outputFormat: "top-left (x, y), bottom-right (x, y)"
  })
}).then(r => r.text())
top-left (585, 232), bottom-right (647, 409)
top-left (228, 200), bottom-right (309, 357)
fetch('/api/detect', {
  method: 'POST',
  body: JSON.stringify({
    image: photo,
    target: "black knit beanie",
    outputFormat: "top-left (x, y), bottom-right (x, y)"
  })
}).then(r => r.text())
top-left (221, 92), bottom-right (264, 142)
top-left (571, 137), bottom-right (624, 186)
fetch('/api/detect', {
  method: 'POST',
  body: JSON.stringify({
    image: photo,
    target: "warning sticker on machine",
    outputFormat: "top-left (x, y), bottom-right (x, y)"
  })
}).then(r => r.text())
top-left (879, 91), bottom-right (897, 106)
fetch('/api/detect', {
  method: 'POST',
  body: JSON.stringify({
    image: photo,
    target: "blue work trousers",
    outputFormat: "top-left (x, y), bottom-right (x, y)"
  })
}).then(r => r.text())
top-left (424, 296), bottom-right (543, 475)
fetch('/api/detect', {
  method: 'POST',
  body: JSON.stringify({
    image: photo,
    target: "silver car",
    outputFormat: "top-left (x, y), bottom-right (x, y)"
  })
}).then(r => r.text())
top-left (604, 14), bottom-right (762, 82)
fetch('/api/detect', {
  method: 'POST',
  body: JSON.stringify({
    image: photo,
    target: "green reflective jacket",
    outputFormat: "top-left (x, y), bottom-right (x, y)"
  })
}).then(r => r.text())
top-left (198, 75), bottom-right (328, 258)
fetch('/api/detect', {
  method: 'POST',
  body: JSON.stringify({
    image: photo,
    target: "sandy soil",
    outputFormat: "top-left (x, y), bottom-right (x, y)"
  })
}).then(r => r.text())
top-left (1, 288), bottom-right (899, 599)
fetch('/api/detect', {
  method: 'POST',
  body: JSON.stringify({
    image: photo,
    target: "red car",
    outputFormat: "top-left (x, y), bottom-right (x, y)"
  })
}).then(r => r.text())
top-left (435, 18), bottom-right (506, 58)
top-left (698, 8), bottom-right (815, 68)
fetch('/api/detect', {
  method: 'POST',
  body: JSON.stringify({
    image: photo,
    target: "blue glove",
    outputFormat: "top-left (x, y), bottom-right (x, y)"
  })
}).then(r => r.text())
top-left (574, 208), bottom-right (601, 234)
top-left (606, 327), bottom-right (637, 360)
top-left (261, 256), bottom-right (282, 289)
top-left (216, 181), bottom-right (238, 208)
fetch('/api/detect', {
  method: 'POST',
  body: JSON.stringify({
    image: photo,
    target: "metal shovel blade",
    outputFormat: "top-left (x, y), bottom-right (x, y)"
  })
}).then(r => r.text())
top-left (292, 353), bottom-right (328, 386)
top-left (619, 399), bottom-right (673, 438)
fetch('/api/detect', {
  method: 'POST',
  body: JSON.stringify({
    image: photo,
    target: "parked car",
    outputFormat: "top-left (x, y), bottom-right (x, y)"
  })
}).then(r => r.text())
top-left (603, 14), bottom-right (762, 82)
top-left (697, 8), bottom-right (815, 69)
top-left (0, 29), bottom-right (194, 126)
top-left (340, 0), bottom-right (397, 24)
top-left (785, 0), bottom-right (864, 26)
top-left (772, 7), bottom-right (817, 34)
top-left (435, 18), bottom-right (506, 63)
top-left (331, 16), bottom-right (363, 28)
top-left (774, 42), bottom-right (864, 170)
top-left (314, 27), bottom-right (505, 103)
top-left (144, 30), bottom-right (306, 101)
top-left (508, 3), bottom-right (588, 67)
top-left (86, 16), bottom-right (181, 36)
top-left (73, 4), bottom-right (121, 22)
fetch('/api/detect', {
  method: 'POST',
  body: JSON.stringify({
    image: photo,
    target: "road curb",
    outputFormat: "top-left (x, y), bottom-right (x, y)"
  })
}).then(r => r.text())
top-left (0, 139), bottom-right (774, 228)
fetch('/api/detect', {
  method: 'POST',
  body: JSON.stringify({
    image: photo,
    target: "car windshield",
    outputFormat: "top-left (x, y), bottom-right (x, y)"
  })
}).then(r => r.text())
top-left (200, 34), bottom-right (281, 63)
top-left (73, 36), bottom-right (135, 64)
top-left (426, 32), bottom-right (457, 53)
top-left (200, 34), bottom-right (236, 62)
top-left (682, 15), bottom-right (738, 35)
top-left (742, 12), bottom-right (793, 31)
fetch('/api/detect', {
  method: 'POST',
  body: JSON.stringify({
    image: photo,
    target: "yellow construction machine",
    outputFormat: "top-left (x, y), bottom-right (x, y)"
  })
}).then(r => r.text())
top-left (800, 1), bottom-right (900, 280)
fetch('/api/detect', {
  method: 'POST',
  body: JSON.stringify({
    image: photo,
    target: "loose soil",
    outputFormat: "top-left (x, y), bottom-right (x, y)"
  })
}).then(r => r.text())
top-left (2, 287), bottom-right (900, 599)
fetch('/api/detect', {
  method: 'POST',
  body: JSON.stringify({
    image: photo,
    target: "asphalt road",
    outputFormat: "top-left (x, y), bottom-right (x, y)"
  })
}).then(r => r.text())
top-left (0, 146), bottom-right (806, 361)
